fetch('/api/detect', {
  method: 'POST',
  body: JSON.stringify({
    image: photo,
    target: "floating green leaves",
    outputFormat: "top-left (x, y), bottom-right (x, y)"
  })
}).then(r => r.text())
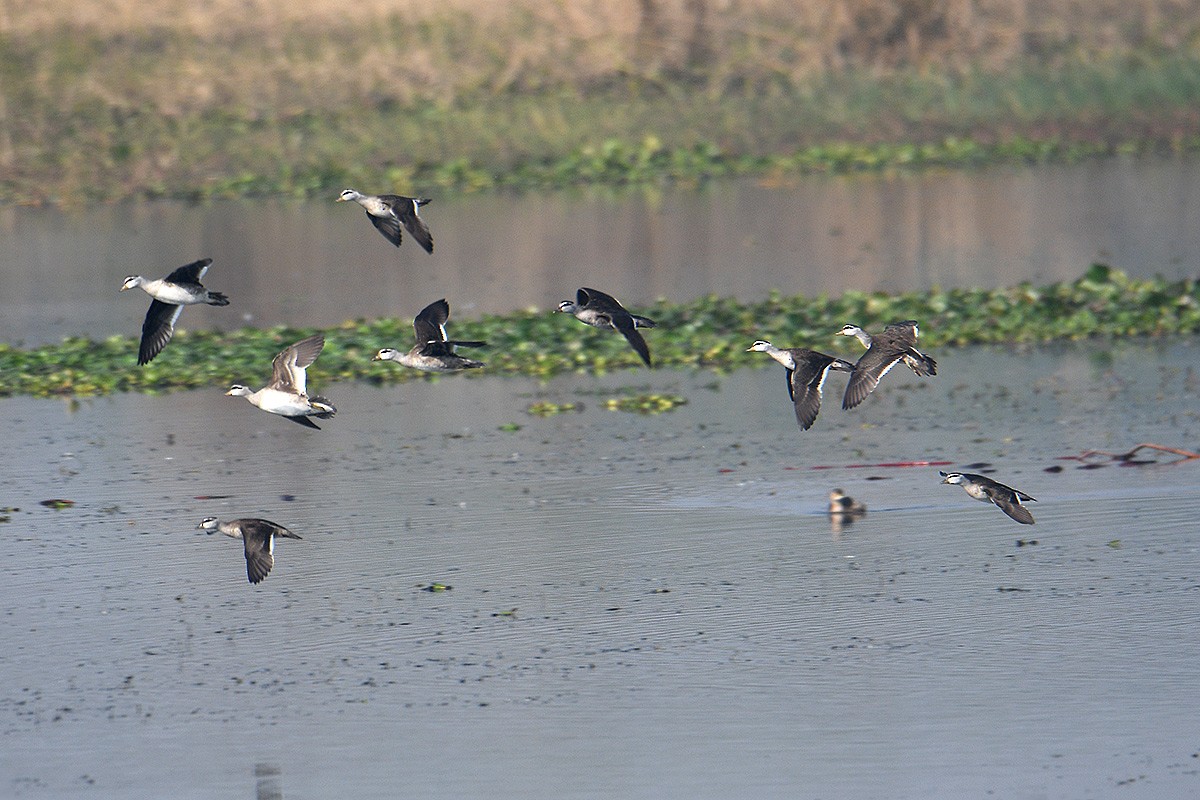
top-left (0, 266), bottom-right (1197, 398)
top-left (605, 393), bottom-right (688, 414)
top-left (525, 400), bottom-right (581, 417)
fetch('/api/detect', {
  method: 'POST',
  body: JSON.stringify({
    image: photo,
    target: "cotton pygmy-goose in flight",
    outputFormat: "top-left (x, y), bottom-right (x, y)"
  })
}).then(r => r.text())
top-left (939, 471), bottom-right (1037, 525)
top-left (837, 320), bottom-right (938, 410)
top-left (557, 287), bottom-right (657, 367)
top-left (225, 334), bottom-right (336, 429)
top-left (337, 189), bottom-right (434, 253)
top-left (746, 341), bottom-right (855, 430)
top-left (120, 258), bottom-right (229, 365)
top-left (197, 517), bottom-right (302, 584)
top-left (373, 298), bottom-right (486, 373)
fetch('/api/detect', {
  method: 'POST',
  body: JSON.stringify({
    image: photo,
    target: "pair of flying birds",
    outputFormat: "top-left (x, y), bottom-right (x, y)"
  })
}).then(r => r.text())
top-left (747, 320), bottom-right (937, 431)
top-left (222, 298), bottom-right (485, 430)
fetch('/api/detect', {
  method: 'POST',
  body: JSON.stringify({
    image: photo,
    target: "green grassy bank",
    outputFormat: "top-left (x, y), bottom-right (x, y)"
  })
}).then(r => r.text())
top-left (1, 266), bottom-right (1196, 399)
top-left (5, 58), bottom-right (1200, 205)
top-left (4, 0), bottom-right (1200, 204)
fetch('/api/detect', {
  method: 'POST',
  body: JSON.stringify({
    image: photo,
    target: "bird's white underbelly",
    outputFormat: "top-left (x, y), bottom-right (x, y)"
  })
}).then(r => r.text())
top-left (251, 389), bottom-right (314, 416)
top-left (144, 281), bottom-right (202, 304)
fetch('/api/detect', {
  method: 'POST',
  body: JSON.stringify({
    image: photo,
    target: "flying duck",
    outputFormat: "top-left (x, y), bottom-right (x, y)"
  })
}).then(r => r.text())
top-left (120, 258), bottom-right (229, 365)
top-left (225, 334), bottom-right (336, 429)
top-left (197, 517), bottom-right (302, 584)
top-left (336, 189), bottom-right (433, 253)
top-left (837, 320), bottom-right (938, 409)
top-left (557, 287), bottom-right (657, 367)
top-left (746, 341), bottom-right (855, 429)
top-left (939, 471), bottom-right (1036, 524)
top-left (373, 298), bottom-right (486, 372)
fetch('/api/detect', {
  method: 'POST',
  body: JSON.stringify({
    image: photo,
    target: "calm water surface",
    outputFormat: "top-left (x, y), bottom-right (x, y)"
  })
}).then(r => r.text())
top-left (2, 339), bottom-right (1199, 798)
top-left (2, 156), bottom-right (1199, 345)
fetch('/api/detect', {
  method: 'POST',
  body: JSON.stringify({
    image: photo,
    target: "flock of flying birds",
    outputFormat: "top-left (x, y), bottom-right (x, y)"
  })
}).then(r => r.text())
top-left (117, 189), bottom-right (1037, 583)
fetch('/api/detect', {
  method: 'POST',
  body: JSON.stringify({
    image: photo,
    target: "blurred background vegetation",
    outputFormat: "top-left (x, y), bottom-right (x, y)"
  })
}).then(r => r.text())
top-left (3, 0), bottom-right (1200, 203)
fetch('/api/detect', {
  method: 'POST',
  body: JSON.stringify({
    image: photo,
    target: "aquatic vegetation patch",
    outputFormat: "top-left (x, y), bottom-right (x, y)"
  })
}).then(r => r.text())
top-left (0, 265), bottom-right (1197, 399)
top-left (525, 401), bottom-right (581, 417)
top-left (604, 394), bottom-right (688, 415)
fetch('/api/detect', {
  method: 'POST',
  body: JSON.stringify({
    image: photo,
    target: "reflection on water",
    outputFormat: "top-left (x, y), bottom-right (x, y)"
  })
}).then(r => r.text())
top-left (1, 339), bottom-right (1199, 796)
top-left (2, 157), bottom-right (1199, 345)
top-left (255, 763), bottom-right (282, 800)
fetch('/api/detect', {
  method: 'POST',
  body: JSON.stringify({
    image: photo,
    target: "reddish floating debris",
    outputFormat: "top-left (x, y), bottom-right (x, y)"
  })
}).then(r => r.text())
top-left (873, 460), bottom-right (954, 468)
top-left (810, 460), bottom-right (953, 470)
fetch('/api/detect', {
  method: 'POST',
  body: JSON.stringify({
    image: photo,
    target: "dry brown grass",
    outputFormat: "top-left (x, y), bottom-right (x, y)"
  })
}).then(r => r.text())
top-left (4, 0), bottom-right (1199, 117)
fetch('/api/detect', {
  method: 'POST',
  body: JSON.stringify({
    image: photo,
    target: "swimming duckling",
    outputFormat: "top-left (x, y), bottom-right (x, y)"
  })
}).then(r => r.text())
top-left (746, 341), bottom-right (854, 430)
top-left (197, 517), bottom-right (301, 584)
top-left (556, 287), bottom-right (657, 367)
top-left (837, 320), bottom-right (938, 409)
top-left (828, 488), bottom-right (867, 516)
top-left (940, 471), bottom-right (1036, 525)
top-left (373, 298), bottom-right (486, 372)
top-left (225, 334), bottom-right (336, 429)
top-left (336, 189), bottom-right (434, 253)
top-left (120, 258), bottom-right (229, 365)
